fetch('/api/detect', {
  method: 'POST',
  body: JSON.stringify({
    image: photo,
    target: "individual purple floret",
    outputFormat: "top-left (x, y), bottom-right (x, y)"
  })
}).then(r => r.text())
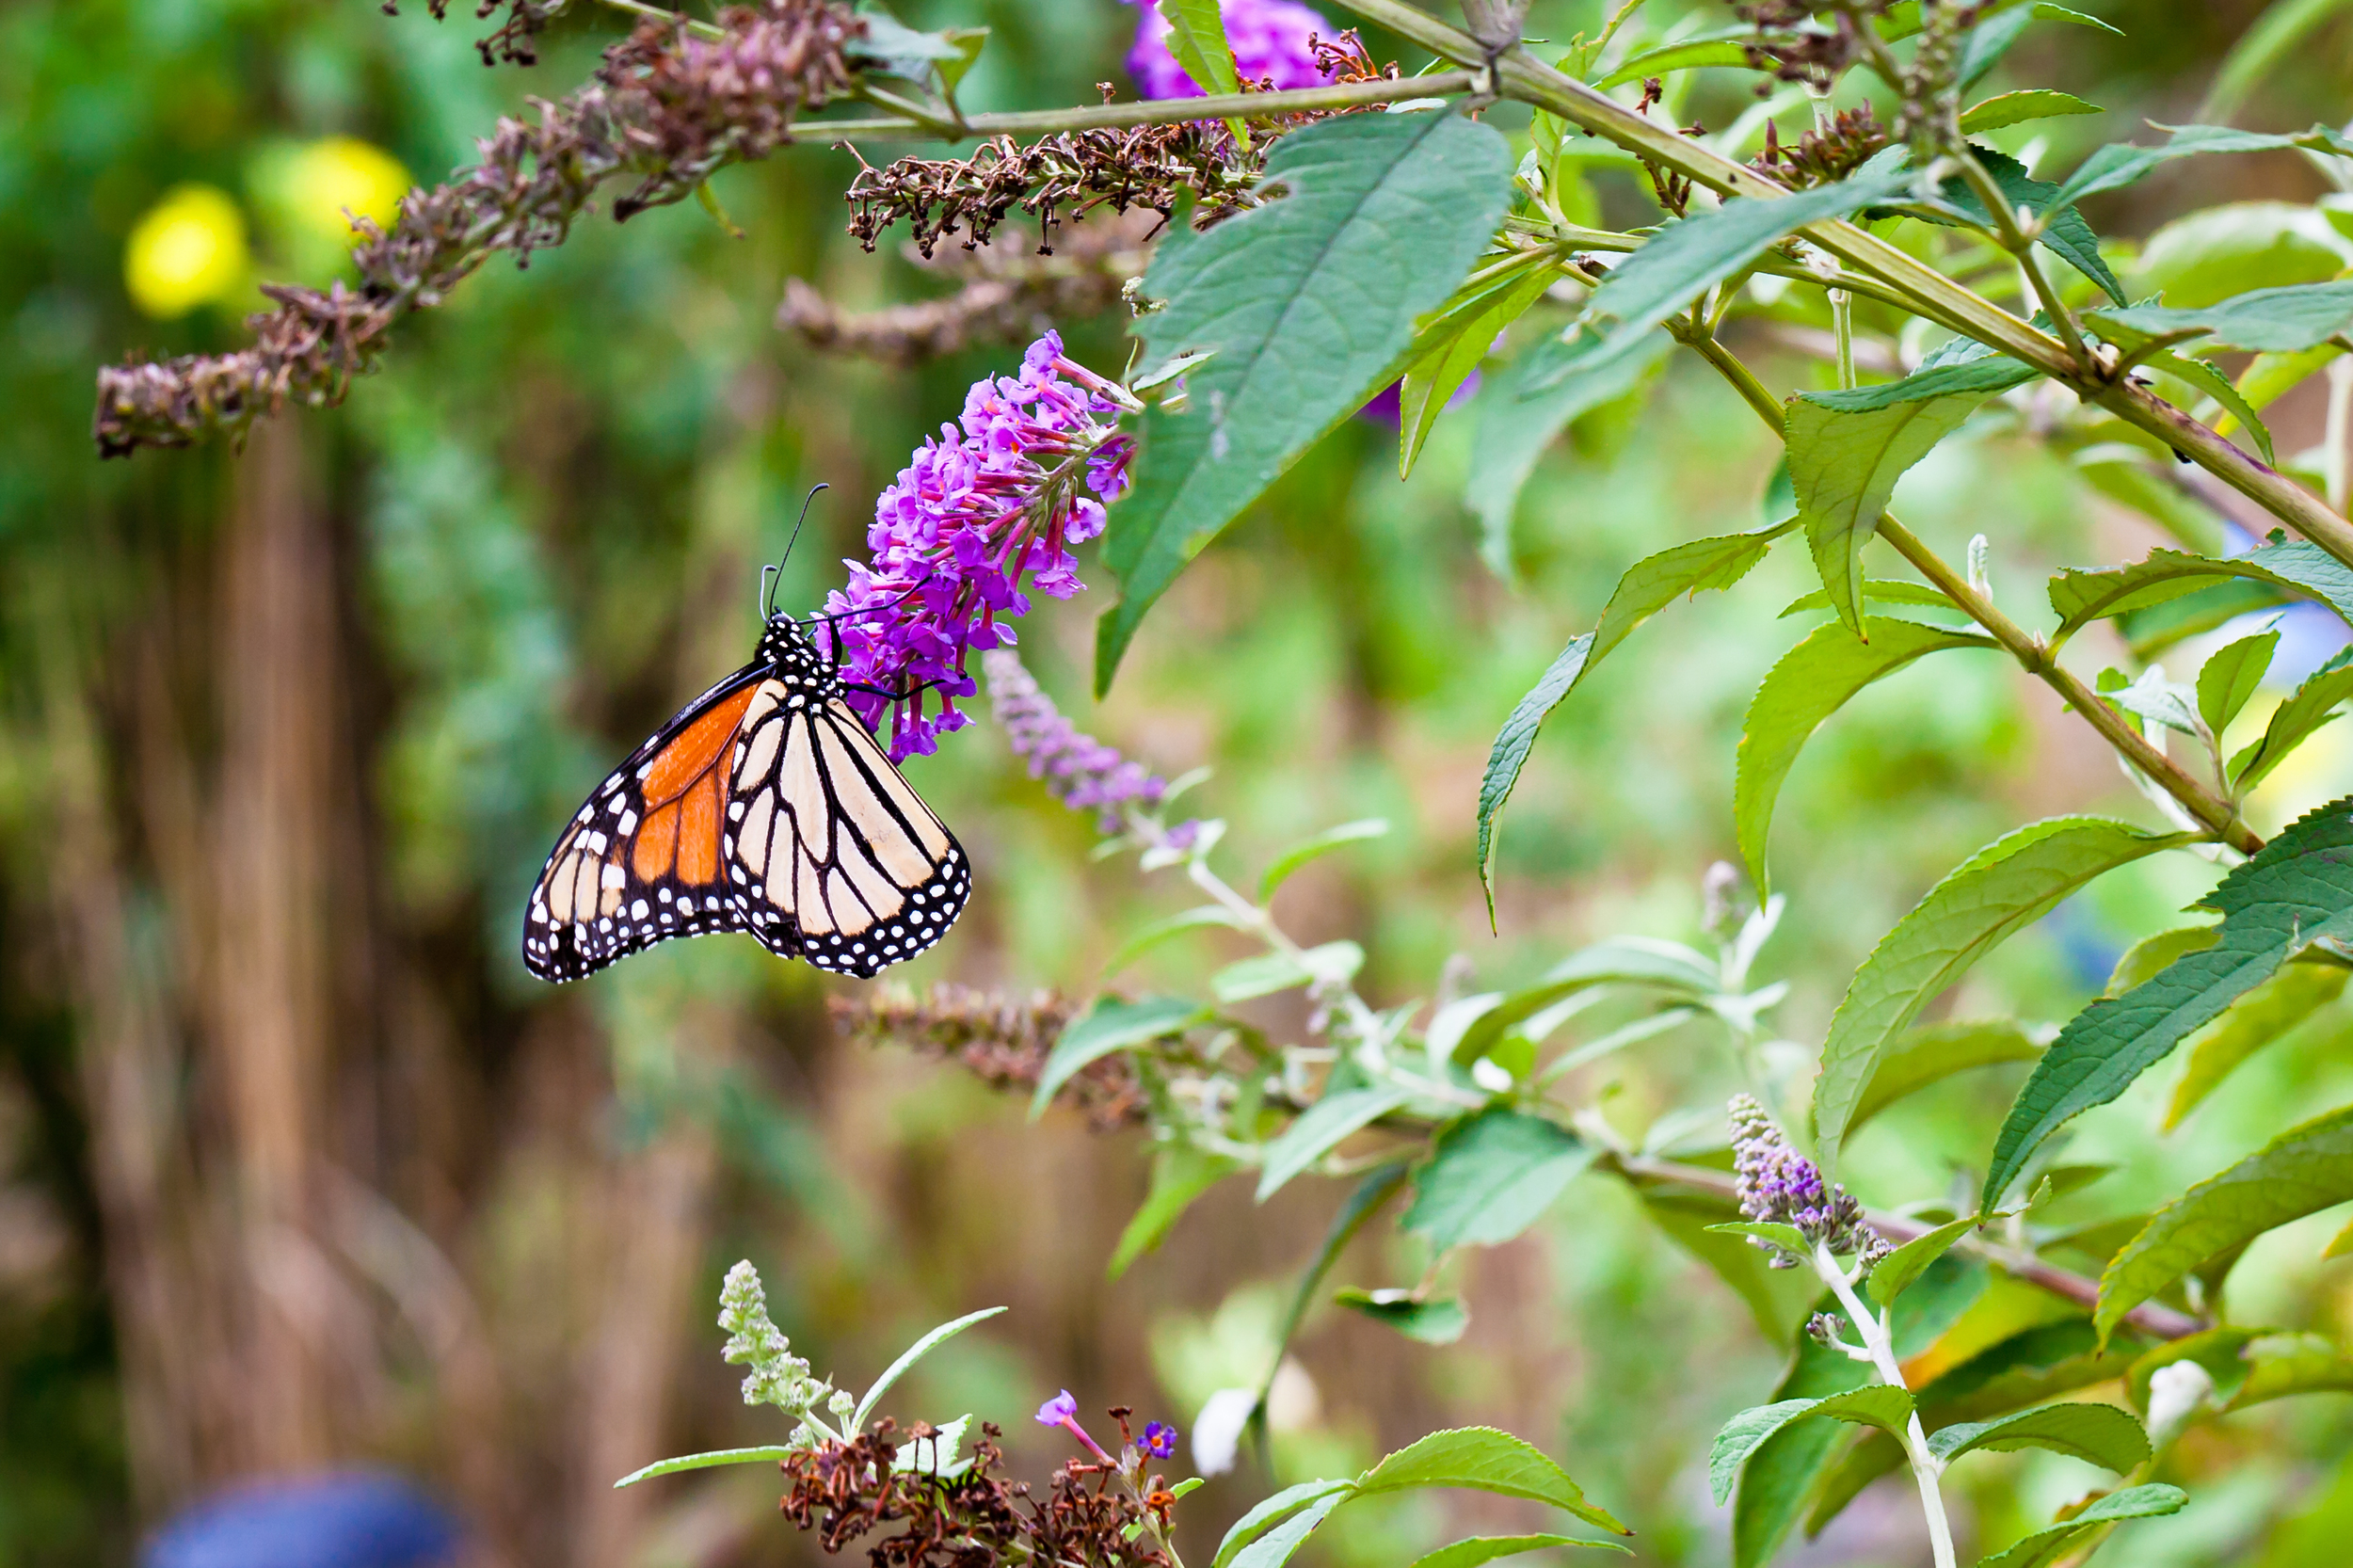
top-left (1124, 0), bottom-right (1336, 100)
top-left (982, 648), bottom-right (1169, 829)
top-left (818, 331), bottom-right (1136, 760)
top-left (1036, 1389), bottom-right (1080, 1426)
top-left (1142, 1420), bottom-right (1179, 1460)
top-left (1728, 1094), bottom-right (1882, 1268)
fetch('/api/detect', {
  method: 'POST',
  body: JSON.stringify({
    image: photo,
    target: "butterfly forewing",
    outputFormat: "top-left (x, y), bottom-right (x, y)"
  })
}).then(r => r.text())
top-left (723, 685), bottom-right (969, 978)
top-left (521, 667), bottom-right (770, 982)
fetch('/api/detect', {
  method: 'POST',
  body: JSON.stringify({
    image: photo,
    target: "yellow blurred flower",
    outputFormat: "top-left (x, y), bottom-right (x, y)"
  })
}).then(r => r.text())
top-left (260, 136), bottom-right (412, 254)
top-left (123, 184), bottom-right (249, 319)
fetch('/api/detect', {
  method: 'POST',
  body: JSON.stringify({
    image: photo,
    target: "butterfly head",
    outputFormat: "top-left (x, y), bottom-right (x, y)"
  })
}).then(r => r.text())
top-left (755, 611), bottom-right (835, 684)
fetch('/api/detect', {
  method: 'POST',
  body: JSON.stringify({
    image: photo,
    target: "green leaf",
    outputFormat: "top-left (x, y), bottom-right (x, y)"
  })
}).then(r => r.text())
top-left (1032, 997), bottom-right (1206, 1117)
top-left (1815, 817), bottom-right (2178, 1173)
top-left (1153, 0), bottom-right (1247, 145)
top-left (852, 1306), bottom-right (1007, 1432)
top-left (1923, 145), bottom-right (2127, 305)
top-left (1111, 1144), bottom-right (1239, 1278)
top-left (1732, 1316), bottom-right (1876, 1567)
top-left (1959, 89), bottom-right (2104, 134)
top-left (1468, 329), bottom-right (1673, 581)
top-left (1705, 1220), bottom-right (1817, 1262)
top-left (1404, 1534), bottom-right (1630, 1568)
top-left (1780, 579), bottom-right (1961, 617)
top-left (1401, 266), bottom-right (1556, 478)
top-left (1592, 30), bottom-right (1754, 88)
top-left (613, 1445), bottom-right (797, 1489)
top-left (1849, 1020), bottom-right (2049, 1133)
top-left (1257, 1163), bottom-right (1411, 1414)
top-left (934, 26), bottom-right (988, 93)
top-left (2197, 629), bottom-right (2280, 734)
top-left (1104, 905), bottom-right (1254, 974)
top-left (1927, 1400), bottom-right (2151, 1471)
top-left (1573, 155), bottom-right (1913, 377)
top-left (2146, 350), bottom-right (2275, 465)
top-left (1098, 114), bottom-right (1513, 691)
top-left (2233, 646), bottom-right (2353, 791)
top-left (1260, 819), bottom-right (1389, 902)
top-left (2227, 1330), bottom-right (2353, 1410)
top-left (1984, 794), bottom-right (2353, 1209)
top-left (1736, 617), bottom-right (1996, 891)
top-left (2106, 925), bottom-right (2221, 995)
top-left (1405, 1109), bottom-right (1594, 1251)
top-left (2048, 122), bottom-right (2353, 211)
top-left (2089, 279), bottom-right (2353, 357)
top-left (1786, 395), bottom-right (1986, 632)
top-left (1335, 1288), bottom-right (1471, 1345)
top-left (1453, 938), bottom-right (1721, 1065)
top-left (1212, 941), bottom-right (1361, 1003)
top-left (1979, 1486), bottom-right (2188, 1568)
top-left (1214, 1480), bottom-right (1359, 1568)
top-left (1797, 352), bottom-right (2039, 413)
top-left (1257, 1086), bottom-right (1413, 1201)
top-left (1709, 1385), bottom-right (1916, 1507)
top-left (2048, 536), bottom-right (2353, 640)
top-left (2098, 1101), bottom-right (2353, 1339)
top-left (1638, 1188), bottom-right (1823, 1342)
top-left (1479, 520), bottom-right (1795, 910)
top-left (1868, 1217), bottom-right (1979, 1308)
top-left (1228, 1488), bottom-right (1351, 1568)
top-left (1356, 1427), bottom-right (1628, 1534)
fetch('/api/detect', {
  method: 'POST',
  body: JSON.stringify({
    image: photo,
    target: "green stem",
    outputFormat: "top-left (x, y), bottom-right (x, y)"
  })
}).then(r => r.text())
top-left (594, 0), bottom-right (724, 40)
top-left (807, 69), bottom-right (1479, 139)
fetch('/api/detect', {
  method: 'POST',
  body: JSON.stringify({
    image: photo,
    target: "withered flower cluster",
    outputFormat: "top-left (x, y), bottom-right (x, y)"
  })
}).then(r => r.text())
top-left (95, 0), bottom-right (860, 457)
top-left (841, 29), bottom-right (1398, 259)
top-left (396, 0), bottom-right (571, 67)
top-left (831, 984), bottom-right (1150, 1129)
top-left (782, 212), bottom-right (1154, 366)
top-left (1729, 0), bottom-right (1893, 86)
top-left (779, 1419), bottom-right (1171, 1568)
top-left (1749, 104), bottom-right (1891, 188)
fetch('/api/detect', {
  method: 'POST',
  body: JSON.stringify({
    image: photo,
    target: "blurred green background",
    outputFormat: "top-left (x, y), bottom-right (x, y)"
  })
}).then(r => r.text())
top-left (7, 1), bottom-right (2353, 1564)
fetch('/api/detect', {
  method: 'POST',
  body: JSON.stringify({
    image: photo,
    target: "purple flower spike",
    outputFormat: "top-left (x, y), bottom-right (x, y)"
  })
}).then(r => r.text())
top-left (819, 331), bottom-right (1135, 760)
top-left (1728, 1094), bottom-right (1885, 1268)
top-left (1036, 1389), bottom-right (1080, 1427)
top-left (983, 649), bottom-right (1172, 830)
top-left (1142, 1420), bottom-right (1179, 1460)
top-left (1124, 0), bottom-right (1336, 100)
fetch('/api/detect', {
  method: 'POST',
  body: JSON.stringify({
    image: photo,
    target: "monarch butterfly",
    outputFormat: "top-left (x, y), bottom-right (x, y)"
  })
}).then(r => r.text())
top-left (522, 503), bottom-right (969, 983)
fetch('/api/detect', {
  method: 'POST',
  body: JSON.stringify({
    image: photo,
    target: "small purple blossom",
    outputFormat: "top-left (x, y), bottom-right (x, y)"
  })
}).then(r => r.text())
top-left (1729, 1094), bottom-right (1882, 1267)
top-left (1124, 0), bottom-right (1335, 100)
top-left (1142, 1420), bottom-right (1179, 1460)
top-left (1036, 1389), bottom-right (1080, 1426)
top-left (983, 648), bottom-right (1171, 829)
top-left (819, 331), bottom-right (1136, 760)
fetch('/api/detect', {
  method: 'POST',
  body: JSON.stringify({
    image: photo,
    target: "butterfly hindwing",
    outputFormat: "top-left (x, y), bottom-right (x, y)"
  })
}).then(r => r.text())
top-left (521, 666), bottom-right (768, 982)
top-left (723, 684), bottom-right (970, 978)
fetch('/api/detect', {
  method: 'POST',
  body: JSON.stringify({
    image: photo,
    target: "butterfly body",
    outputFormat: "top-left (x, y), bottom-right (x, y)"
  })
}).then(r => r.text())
top-left (522, 611), bottom-right (969, 983)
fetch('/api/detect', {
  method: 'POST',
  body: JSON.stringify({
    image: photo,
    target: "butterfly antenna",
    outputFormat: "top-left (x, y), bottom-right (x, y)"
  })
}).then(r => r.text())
top-left (764, 484), bottom-right (827, 618)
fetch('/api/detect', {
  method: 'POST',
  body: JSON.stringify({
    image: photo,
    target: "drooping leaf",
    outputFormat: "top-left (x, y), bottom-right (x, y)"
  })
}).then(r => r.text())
top-left (2146, 349), bottom-right (2275, 464)
top-left (1226, 1488), bottom-right (1352, 1568)
top-left (853, 1306), bottom-right (1008, 1432)
top-left (1335, 1288), bottom-right (1471, 1345)
top-left (1032, 997), bottom-right (1207, 1117)
top-left (2048, 536), bottom-right (2353, 640)
top-left (1104, 904), bottom-right (1255, 974)
top-left (1477, 520), bottom-right (1795, 910)
top-left (1785, 394), bottom-right (1986, 632)
top-left (1355, 1427), bottom-right (1628, 1534)
top-left (1257, 1163), bottom-right (1411, 1411)
top-left (614, 1445), bottom-right (798, 1489)
top-left (1960, 89), bottom-right (2104, 133)
top-left (2089, 279), bottom-right (2353, 358)
top-left (1815, 817), bottom-right (2182, 1172)
top-left (1569, 155), bottom-right (1913, 376)
top-left (1404, 1533), bottom-right (1630, 1568)
top-left (1736, 617), bottom-right (1996, 891)
top-left (1452, 937), bottom-right (1721, 1065)
top-left (1257, 1085), bottom-right (1413, 1200)
top-left (1152, 0), bottom-right (1248, 144)
top-left (1709, 1385), bottom-right (1915, 1506)
top-left (1848, 1020), bottom-right (2050, 1133)
top-left (2047, 122), bottom-right (2353, 211)
top-left (1919, 145), bottom-right (2128, 304)
top-left (1780, 578), bottom-right (1962, 616)
top-left (1261, 819), bottom-right (1389, 901)
top-left (1984, 794), bottom-right (2353, 1209)
top-left (2098, 1102), bottom-right (2353, 1339)
top-left (1404, 1108), bottom-right (1594, 1251)
top-left (1867, 1217), bottom-right (1979, 1309)
top-left (2233, 645), bottom-right (2353, 791)
top-left (1215, 1480), bottom-right (1359, 1568)
top-left (1401, 264), bottom-right (1557, 477)
top-left (1925, 1400), bottom-right (2151, 1471)
top-left (2167, 959), bottom-right (2347, 1128)
top-left (1468, 328), bottom-right (1673, 581)
top-left (1978, 1487), bottom-right (2188, 1568)
top-left (1591, 29), bottom-right (1754, 88)
top-left (1111, 1144), bottom-right (1240, 1277)
top-left (1098, 114), bottom-right (1513, 691)
top-left (1731, 1312), bottom-right (1875, 1568)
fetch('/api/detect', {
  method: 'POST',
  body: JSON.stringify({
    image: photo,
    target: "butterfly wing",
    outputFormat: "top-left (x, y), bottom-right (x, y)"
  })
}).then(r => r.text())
top-left (722, 684), bottom-right (970, 978)
top-left (522, 665), bottom-right (773, 982)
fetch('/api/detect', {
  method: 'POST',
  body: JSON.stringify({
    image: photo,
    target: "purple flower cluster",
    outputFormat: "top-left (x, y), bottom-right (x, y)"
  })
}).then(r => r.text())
top-left (1728, 1094), bottom-right (1880, 1267)
top-left (982, 649), bottom-right (1169, 828)
top-left (1124, 0), bottom-right (1335, 100)
top-left (1142, 1420), bottom-right (1179, 1460)
top-left (820, 331), bottom-right (1136, 760)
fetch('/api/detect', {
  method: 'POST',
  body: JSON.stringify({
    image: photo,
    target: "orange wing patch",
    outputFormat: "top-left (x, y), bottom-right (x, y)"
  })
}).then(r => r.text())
top-left (627, 682), bottom-right (759, 887)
